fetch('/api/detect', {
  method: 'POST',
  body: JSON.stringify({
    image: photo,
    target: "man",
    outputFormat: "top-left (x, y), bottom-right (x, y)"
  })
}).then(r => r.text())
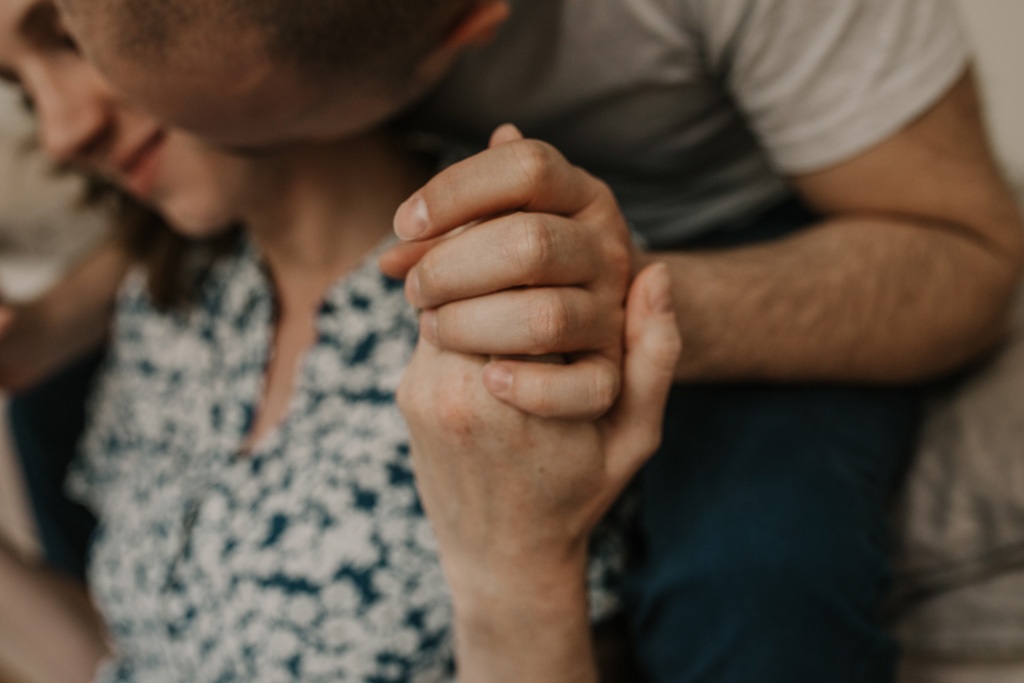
top-left (51, 0), bottom-right (1024, 680)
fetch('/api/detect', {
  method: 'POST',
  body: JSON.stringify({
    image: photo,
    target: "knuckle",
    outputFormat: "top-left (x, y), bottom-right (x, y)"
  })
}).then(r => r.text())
top-left (395, 371), bottom-right (423, 420)
top-left (605, 241), bottom-right (633, 283)
top-left (589, 178), bottom-right (624, 221)
top-left (513, 141), bottom-right (559, 192)
top-left (588, 368), bottom-right (620, 415)
top-left (413, 258), bottom-right (444, 303)
top-left (527, 293), bottom-right (573, 351)
top-left (521, 389), bottom-right (557, 418)
top-left (509, 216), bottom-right (557, 282)
top-left (591, 177), bottom-right (616, 205)
top-left (591, 179), bottom-right (628, 222)
top-left (434, 389), bottom-right (476, 434)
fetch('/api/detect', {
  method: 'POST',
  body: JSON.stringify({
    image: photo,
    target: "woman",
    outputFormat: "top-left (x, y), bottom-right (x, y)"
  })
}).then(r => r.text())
top-left (0, 0), bottom-right (680, 681)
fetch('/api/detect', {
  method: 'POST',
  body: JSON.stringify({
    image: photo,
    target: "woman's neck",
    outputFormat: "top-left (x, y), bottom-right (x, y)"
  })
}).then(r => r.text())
top-left (240, 132), bottom-right (428, 315)
top-left (232, 132), bottom-right (429, 453)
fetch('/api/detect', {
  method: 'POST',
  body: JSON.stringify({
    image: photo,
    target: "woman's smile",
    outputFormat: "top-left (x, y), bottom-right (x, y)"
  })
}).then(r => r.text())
top-left (117, 128), bottom-right (166, 199)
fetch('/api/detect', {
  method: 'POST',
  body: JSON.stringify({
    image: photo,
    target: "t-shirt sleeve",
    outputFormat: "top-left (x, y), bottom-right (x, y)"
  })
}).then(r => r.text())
top-left (693, 0), bottom-right (970, 173)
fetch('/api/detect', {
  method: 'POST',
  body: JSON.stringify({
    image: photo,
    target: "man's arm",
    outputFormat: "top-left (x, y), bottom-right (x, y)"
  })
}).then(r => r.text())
top-left (0, 241), bottom-right (128, 392)
top-left (642, 71), bottom-right (1024, 382)
top-left (383, 71), bottom-right (1022, 411)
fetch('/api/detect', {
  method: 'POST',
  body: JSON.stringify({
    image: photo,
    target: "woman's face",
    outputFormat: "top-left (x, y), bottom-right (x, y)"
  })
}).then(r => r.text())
top-left (0, 0), bottom-right (252, 238)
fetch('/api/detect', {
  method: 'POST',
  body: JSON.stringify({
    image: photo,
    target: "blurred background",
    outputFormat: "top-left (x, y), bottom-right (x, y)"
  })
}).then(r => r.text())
top-left (0, 1), bottom-right (1022, 681)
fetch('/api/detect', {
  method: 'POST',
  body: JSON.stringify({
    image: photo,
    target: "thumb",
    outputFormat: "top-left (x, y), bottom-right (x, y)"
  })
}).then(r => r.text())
top-left (604, 262), bottom-right (682, 484)
top-left (378, 239), bottom-right (439, 280)
top-left (488, 123), bottom-right (525, 148)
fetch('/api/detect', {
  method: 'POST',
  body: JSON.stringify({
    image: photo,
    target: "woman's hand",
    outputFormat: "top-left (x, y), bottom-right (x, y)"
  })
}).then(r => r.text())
top-left (397, 263), bottom-right (680, 682)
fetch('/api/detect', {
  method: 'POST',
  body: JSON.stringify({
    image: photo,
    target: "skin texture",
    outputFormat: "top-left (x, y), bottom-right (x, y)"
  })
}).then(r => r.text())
top-left (51, 0), bottom-right (511, 149)
top-left (382, 73), bottom-right (1024, 404)
top-left (46, 0), bottom-right (1022, 392)
top-left (399, 262), bottom-right (680, 682)
top-left (0, 2), bottom-right (681, 679)
top-left (384, 124), bottom-right (635, 419)
top-left (20, 0), bottom-right (1024, 676)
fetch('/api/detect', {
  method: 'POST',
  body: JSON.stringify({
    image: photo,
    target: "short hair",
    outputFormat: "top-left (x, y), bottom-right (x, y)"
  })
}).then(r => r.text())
top-left (114, 0), bottom-right (475, 86)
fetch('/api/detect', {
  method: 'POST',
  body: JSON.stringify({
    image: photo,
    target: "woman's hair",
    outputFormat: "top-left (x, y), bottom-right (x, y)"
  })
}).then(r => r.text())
top-left (84, 177), bottom-right (241, 312)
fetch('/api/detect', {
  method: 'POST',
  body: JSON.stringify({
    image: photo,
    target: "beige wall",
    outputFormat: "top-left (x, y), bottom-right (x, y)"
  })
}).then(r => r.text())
top-left (954, 0), bottom-right (1024, 183)
top-left (0, 88), bottom-right (105, 283)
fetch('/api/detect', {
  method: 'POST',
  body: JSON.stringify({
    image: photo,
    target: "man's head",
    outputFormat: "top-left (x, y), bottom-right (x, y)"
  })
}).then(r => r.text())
top-left (55, 0), bottom-right (509, 148)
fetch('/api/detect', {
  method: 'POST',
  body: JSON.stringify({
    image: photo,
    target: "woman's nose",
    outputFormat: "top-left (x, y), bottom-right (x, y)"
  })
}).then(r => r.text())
top-left (34, 69), bottom-right (112, 164)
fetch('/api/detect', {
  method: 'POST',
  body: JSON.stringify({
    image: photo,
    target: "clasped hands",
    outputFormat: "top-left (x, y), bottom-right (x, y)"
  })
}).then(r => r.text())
top-left (381, 126), bottom-right (681, 619)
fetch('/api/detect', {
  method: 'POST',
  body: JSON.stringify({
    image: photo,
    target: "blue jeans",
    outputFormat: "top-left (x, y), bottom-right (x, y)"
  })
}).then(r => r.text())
top-left (623, 200), bottom-right (921, 682)
top-left (8, 351), bottom-right (101, 580)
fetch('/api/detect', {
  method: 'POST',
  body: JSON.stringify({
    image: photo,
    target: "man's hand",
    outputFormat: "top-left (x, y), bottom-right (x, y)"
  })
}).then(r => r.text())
top-left (396, 263), bottom-right (680, 682)
top-left (381, 125), bottom-right (636, 419)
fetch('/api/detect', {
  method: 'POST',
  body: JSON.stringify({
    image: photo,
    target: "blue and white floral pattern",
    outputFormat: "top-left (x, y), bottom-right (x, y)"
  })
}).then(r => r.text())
top-left (68, 239), bottom-right (628, 682)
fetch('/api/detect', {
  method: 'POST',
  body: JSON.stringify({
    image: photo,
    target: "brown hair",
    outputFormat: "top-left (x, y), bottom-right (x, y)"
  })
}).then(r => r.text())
top-left (84, 178), bottom-right (240, 312)
top-left (116, 0), bottom-right (475, 86)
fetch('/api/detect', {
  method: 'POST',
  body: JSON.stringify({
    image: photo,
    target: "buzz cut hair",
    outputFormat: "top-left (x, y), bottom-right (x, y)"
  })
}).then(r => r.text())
top-left (113, 0), bottom-right (476, 85)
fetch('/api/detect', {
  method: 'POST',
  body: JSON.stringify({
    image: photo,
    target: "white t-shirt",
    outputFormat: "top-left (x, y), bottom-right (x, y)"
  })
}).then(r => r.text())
top-left (415, 0), bottom-right (969, 247)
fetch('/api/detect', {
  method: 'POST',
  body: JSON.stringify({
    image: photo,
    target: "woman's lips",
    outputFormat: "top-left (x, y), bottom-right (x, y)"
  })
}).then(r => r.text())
top-left (121, 131), bottom-right (166, 199)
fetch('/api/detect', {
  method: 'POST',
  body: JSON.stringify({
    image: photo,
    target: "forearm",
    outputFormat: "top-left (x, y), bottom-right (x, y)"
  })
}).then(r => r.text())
top-left (0, 542), bottom-right (109, 683)
top-left (447, 556), bottom-right (597, 683)
top-left (0, 242), bottom-right (128, 391)
top-left (651, 213), bottom-right (1022, 383)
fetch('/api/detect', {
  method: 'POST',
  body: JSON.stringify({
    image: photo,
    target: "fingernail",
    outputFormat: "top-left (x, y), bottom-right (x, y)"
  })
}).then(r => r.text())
top-left (483, 363), bottom-right (513, 395)
top-left (647, 263), bottom-right (674, 314)
top-left (396, 196), bottom-right (430, 241)
top-left (419, 310), bottom-right (437, 342)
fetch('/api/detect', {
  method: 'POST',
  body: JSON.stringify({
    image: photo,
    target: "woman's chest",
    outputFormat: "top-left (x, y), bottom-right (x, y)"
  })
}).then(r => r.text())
top-left (89, 394), bottom-right (453, 681)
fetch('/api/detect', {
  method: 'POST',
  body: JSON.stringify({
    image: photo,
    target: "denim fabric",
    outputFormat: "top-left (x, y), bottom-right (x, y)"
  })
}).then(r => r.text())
top-left (8, 351), bottom-right (101, 580)
top-left (623, 197), bottom-right (921, 682)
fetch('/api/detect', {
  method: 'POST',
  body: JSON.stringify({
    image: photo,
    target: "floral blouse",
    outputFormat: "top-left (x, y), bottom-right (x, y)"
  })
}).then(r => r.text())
top-left (69, 239), bottom-right (628, 682)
